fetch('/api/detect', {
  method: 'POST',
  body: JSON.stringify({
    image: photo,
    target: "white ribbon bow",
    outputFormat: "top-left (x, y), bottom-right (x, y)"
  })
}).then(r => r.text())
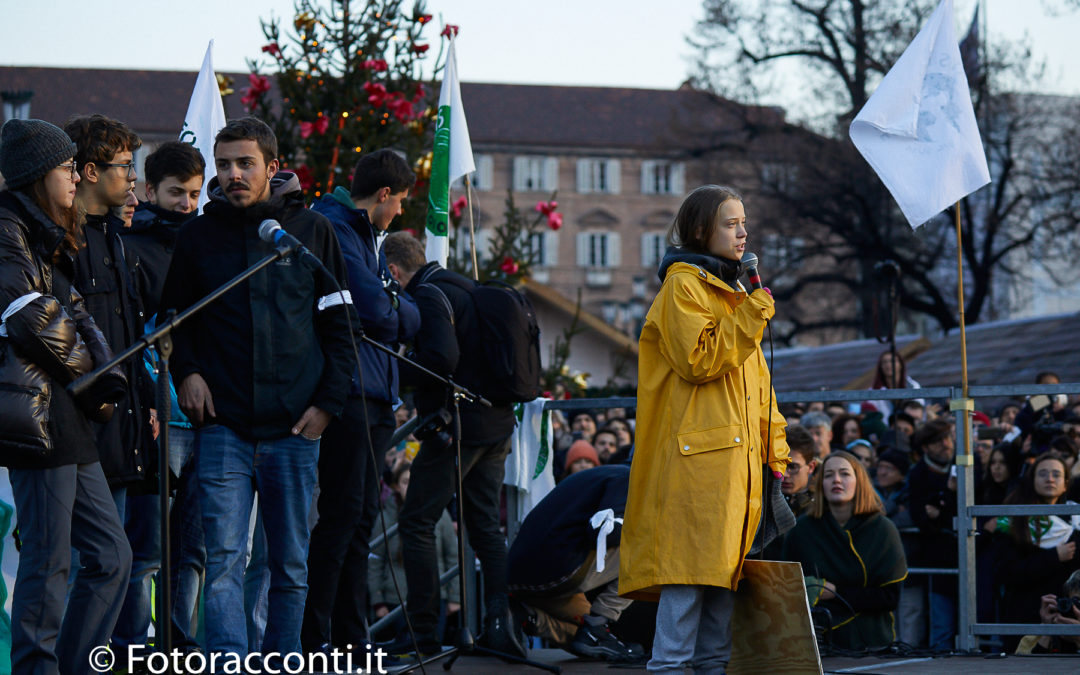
top-left (0, 292), bottom-right (42, 337)
top-left (590, 508), bottom-right (623, 573)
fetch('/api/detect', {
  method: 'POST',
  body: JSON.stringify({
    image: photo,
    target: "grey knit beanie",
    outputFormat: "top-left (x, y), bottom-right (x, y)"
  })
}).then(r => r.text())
top-left (0, 119), bottom-right (77, 190)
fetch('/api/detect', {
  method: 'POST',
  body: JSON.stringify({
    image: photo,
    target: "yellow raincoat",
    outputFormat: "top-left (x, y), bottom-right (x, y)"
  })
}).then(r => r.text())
top-left (619, 262), bottom-right (789, 601)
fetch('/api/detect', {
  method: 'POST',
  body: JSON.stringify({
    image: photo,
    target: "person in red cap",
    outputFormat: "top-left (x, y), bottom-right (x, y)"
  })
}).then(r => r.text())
top-left (564, 440), bottom-right (601, 476)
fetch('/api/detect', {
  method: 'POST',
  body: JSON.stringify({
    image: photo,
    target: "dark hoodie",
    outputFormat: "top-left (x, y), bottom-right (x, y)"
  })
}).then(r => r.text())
top-left (122, 201), bottom-right (194, 321)
top-left (160, 172), bottom-right (355, 439)
top-left (657, 246), bottom-right (742, 285)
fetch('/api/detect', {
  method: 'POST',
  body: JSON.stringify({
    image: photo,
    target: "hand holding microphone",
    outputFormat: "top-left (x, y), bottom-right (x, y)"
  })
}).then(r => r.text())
top-left (741, 251), bottom-right (767, 293)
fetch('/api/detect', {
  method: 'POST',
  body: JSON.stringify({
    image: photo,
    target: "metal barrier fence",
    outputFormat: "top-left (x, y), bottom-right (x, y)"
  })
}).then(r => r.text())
top-left (541, 382), bottom-right (1080, 652)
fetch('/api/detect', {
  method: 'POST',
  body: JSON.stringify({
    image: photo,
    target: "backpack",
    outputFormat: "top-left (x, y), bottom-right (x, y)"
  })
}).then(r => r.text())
top-left (426, 271), bottom-right (542, 404)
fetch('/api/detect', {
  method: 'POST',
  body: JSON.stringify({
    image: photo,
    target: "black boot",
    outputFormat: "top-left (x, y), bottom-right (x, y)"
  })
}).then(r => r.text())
top-left (479, 593), bottom-right (527, 659)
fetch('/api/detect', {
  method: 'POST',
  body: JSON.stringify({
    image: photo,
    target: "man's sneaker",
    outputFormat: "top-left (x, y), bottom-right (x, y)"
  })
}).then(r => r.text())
top-left (510, 596), bottom-right (541, 637)
top-left (479, 593), bottom-right (528, 659)
top-left (567, 621), bottom-right (646, 663)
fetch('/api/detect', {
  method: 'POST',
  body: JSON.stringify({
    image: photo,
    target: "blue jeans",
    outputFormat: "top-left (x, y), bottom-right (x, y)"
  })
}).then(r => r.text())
top-left (197, 425), bottom-right (319, 656)
top-left (169, 427), bottom-right (205, 646)
top-left (112, 493), bottom-right (161, 652)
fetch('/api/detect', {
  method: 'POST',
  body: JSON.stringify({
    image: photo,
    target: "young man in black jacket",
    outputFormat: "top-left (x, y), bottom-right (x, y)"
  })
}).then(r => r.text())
top-left (120, 140), bottom-right (207, 651)
top-left (160, 116), bottom-right (355, 658)
top-left (382, 232), bottom-right (524, 658)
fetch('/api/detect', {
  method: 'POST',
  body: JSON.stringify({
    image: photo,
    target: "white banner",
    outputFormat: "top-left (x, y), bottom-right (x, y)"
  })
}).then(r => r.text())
top-left (180, 41), bottom-right (227, 211)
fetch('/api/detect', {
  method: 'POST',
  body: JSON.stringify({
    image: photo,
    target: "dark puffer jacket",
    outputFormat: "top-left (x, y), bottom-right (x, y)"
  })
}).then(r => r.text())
top-left (0, 190), bottom-right (126, 469)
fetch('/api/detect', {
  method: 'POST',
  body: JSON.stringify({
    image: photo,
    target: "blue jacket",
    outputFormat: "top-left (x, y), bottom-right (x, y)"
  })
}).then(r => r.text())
top-left (312, 188), bottom-right (420, 403)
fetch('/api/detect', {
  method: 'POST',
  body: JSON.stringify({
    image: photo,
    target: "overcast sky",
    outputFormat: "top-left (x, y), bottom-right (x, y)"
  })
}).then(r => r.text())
top-left (1, 0), bottom-right (1076, 97)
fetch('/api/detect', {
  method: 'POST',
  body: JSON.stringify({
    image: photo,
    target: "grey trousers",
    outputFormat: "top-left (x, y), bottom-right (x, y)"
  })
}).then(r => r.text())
top-left (9, 462), bottom-right (132, 675)
top-left (648, 585), bottom-right (734, 675)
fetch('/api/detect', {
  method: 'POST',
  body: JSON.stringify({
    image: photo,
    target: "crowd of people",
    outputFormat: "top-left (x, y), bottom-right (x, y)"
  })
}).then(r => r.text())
top-left (2, 114), bottom-right (1079, 675)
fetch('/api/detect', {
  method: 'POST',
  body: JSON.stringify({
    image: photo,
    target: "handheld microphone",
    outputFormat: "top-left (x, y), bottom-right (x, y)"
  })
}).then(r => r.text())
top-left (258, 219), bottom-right (323, 272)
top-left (741, 252), bottom-right (763, 291)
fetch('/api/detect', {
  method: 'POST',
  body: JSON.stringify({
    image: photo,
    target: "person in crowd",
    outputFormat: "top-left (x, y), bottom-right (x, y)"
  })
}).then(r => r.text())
top-left (382, 231), bottom-right (525, 658)
top-left (825, 402), bottom-right (847, 420)
top-left (301, 149), bottom-right (421, 654)
top-left (865, 350), bottom-right (922, 419)
top-left (119, 140), bottom-right (208, 652)
top-left (999, 402), bottom-right (1021, 428)
top-left (1019, 570), bottom-right (1080, 654)
top-left (847, 439), bottom-right (876, 474)
top-left (368, 461), bottom-right (458, 642)
top-left (0, 118), bottom-right (133, 674)
top-left (1015, 371), bottom-right (1068, 443)
top-left (564, 439), bottom-right (601, 476)
top-left (902, 399), bottom-right (927, 424)
top-left (993, 452), bottom-right (1080, 650)
top-left (784, 451), bottom-right (907, 650)
top-left (907, 418), bottom-right (961, 651)
top-left (801, 411), bottom-right (833, 460)
top-left (160, 116), bottom-right (355, 657)
top-left (605, 417), bottom-right (634, 449)
top-left (981, 443), bottom-right (1022, 512)
top-left (620, 185), bottom-right (789, 674)
top-left (113, 188), bottom-right (137, 226)
top-left (592, 429), bottom-right (620, 465)
top-left (509, 464), bottom-right (643, 662)
top-left (1051, 436), bottom-right (1079, 475)
top-left (780, 425), bottom-right (817, 518)
top-left (874, 447), bottom-right (912, 528)
top-left (832, 414), bottom-right (863, 451)
top-left (570, 411), bottom-right (598, 444)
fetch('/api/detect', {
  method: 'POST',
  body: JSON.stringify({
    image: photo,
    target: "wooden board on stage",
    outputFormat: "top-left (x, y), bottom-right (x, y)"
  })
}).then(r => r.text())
top-left (728, 559), bottom-right (822, 675)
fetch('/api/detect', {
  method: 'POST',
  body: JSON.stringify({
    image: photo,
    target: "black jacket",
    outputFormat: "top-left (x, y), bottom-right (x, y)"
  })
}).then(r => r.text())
top-left (122, 202), bottom-right (193, 321)
top-left (160, 172), bottom-right (355, 439)
top-left (508, 464), bottom-right (630, 592)
top-left (402, 263), bottom-right (516, 445)
top-left (0, 190), bottom-right (125, 469)
top-left (74, 211), bottom-right (155, 487)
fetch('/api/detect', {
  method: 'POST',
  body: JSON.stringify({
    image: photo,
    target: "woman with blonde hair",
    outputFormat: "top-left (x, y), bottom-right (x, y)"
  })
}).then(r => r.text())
top-left (783, 451), bottom-right (907, 650)
top-left (620, 185), bottom-right (789, 673)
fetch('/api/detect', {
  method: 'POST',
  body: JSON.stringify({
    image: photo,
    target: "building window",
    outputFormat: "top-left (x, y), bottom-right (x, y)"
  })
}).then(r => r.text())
top-left (640, 232), bottom-right (667, 268)
top-left (452, 154), bottom-right (494, 191)
top-left (513, 155), bottom-right (558, 192)
top-left (577, 231), bottom-right (621, 268)
top-left (760, 162), bottom-right (798, 192)
top-left (576, 158), bottom-right (621, 194)
top-left (1, 90), bottom-right (32, 122)
top-left (526, 231), bottom-right (558, 268)
top-left (640, 160), bottom-right (685, 195)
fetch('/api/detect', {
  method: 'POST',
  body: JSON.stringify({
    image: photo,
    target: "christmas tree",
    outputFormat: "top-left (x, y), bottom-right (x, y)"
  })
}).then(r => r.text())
top-left (244, 0), bottom-right (449, 233)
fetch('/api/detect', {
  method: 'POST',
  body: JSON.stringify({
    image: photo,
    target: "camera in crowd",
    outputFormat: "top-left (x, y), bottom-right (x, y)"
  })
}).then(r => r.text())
top-left (414, 408), bottom-right (453, 448)
top-left (1058, 595), bottom-right (1080, 616)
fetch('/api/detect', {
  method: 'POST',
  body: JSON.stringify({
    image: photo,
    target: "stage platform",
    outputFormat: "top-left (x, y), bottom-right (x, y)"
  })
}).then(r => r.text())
top-left (307, 648), bottom-right (1080, 674)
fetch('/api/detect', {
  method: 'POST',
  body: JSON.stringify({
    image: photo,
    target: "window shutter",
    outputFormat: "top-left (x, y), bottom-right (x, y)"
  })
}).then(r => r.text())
top-left (512, 157), bottom-right (528, 192)
top-left (545, 231), bottom-right (559, 266)
top-left (576, 159), bottom-right (591, 194)
top-left (641, 234), bottom-right (654, 267)
top-left (607, 232), bottom-right (622, 268)
top-left (640, 160), bottom-right (655, 194)
top-left (544, 157), bottom-right (559, 191)
top-left (671, 162), bottom-right (686, 195)
top-left (607, 159), bottom-right (621, 194)
top-left (477, 155), bottom-right (493, 191)
top-left (577, 232), bottom-right (591, 266)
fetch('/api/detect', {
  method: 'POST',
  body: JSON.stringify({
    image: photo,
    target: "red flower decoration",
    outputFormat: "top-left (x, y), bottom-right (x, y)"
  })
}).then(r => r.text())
top-left (417, 14), bottom-right (433, 24)
top-left (441, 25), bottom-right (460, 38)
top-left (298, 117), bottom-right (329, 139)
top-left (413, 43), bottom-right (430, 55)
top-left (240, 74), bottom-right (271, 111)
top-left (363, 81), bottom-right (388, 107)
top-left (450, 195), bottom-right (467, 219)
top-left (563, 391), bottom-right (573, 400)
top-left (534, 200), bottom-right (558, 216)
top-left (299, 121), bottom-right (314, 139)
top-left (362, 59), bottom-right (389, 72)
top-left (261, 42), bottom-right (282, 58)
top-left (542, 390), bottom-right (553, 399)
top-left (293, 164), bottom-right (314, 190)
top-left (500, 256), bottom-right (519, 275)
top-left (547, 212), bottom-right (563, 230)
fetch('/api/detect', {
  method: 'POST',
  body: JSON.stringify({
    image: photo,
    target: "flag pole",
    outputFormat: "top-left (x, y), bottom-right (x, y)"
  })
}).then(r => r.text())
top-left (465, 176), bottom-right (479, 280)
top-left (954, 200), bottom-right (969, 398)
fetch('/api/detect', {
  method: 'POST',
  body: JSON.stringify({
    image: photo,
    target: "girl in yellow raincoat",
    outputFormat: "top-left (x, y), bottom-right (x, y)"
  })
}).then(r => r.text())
top-left (620, 185), bottom-right (789, 673)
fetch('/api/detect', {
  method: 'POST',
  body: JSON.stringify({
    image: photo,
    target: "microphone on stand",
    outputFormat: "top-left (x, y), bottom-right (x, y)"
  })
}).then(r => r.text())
top-left (741, 252), bottom-right (763, 291)
top-left (258, 219), bottom-right (324, 272)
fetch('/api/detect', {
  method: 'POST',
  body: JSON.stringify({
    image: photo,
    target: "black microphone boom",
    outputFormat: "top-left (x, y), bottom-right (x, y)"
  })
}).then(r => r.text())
top-left (741, 251), bottom-right (763, 291)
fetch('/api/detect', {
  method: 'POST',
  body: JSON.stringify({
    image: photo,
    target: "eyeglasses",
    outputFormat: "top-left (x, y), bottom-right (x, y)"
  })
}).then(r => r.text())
top-left (98, 161), bottom-right (137, 178)
top-left (56, 161), bottom-right (78, 181)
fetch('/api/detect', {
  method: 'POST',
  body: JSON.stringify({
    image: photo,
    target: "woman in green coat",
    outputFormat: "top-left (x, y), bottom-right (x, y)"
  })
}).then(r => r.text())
top-left (783, 451), bottom-right (908, 650)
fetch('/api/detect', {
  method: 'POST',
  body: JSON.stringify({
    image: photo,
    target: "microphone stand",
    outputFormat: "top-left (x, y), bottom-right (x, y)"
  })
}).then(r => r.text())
top-left (68, 243), bottom-right (299, 658)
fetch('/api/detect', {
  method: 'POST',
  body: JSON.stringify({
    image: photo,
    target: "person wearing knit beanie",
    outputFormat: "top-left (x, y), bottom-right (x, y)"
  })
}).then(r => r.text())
top-left (0, 119), bottom-right (77, 190)
top-left (565, 439), bottom-right (600, 475)
top-left (877, 447), bottom-right (911, 476)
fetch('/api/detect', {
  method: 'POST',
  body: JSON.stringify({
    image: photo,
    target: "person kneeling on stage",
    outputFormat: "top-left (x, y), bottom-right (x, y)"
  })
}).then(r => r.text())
top-left (508, 464), bottom-right (644, 662)
top-left (783, 451), bottom-right (908, 650)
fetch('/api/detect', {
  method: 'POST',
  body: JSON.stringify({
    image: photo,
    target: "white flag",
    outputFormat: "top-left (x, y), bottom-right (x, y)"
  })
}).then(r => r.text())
top-left (849, 0), bottom-right (990, 229)
top-left (425, 36), bottom-right (475, 265)
top-left (180, 41), bottom-right (227, 211)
